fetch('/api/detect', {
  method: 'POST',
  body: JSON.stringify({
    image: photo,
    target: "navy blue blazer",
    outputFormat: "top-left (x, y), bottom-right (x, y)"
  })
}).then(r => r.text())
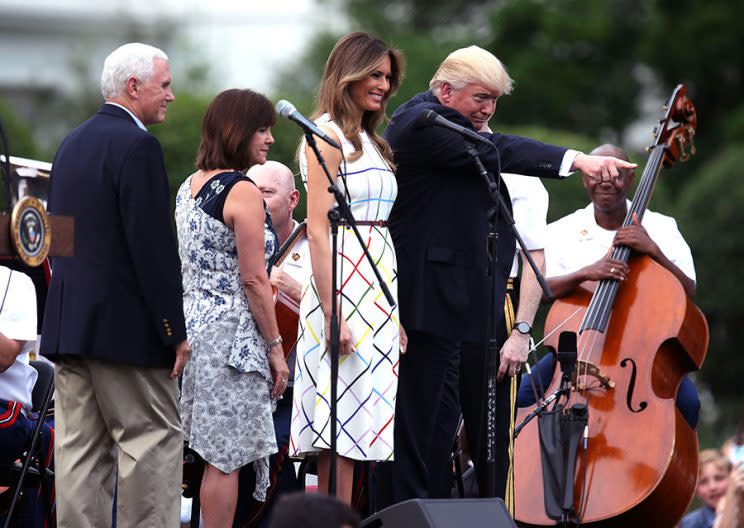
top-left (385, 91), bottom-right (567, 342)
top-left (41, 104), bottom-right (186, 368)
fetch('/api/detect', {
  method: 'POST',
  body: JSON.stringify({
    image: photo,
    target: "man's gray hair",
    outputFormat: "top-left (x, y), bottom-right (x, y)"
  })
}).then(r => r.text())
top-left (100, 43), bottom-right (168, 99)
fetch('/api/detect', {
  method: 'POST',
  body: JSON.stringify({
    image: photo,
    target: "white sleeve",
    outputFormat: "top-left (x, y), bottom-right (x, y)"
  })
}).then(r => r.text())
top-left (649, 215), bottom-right (697, 282)
top-left (0, 270), bottom-right (37, 341)
top-left (504, 175), bottom-right (549, 252)
top-left (559, 150), bottom-right (582, 177)
top-left (544, 221), bottom-right (570, 278)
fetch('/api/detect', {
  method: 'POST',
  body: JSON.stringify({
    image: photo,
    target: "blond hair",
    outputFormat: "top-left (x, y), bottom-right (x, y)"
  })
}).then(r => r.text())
top-left (429, 46), bottom-right (514, 98)
top-left (313, 32), bottom-right (404, 166)
top-left (700, 448), bottom-right (732, 475)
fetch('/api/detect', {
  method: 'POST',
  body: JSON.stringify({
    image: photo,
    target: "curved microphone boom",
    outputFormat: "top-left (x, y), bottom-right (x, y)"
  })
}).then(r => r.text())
top-left (419, 109), bottom-right (494, 148)
top-left (276, 100), bottom-right (341, 150)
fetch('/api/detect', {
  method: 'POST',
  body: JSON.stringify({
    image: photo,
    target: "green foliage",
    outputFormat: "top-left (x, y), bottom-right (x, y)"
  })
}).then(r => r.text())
top-left (150, 92), bottom-right (210, 208)
top-left (0, 98), bottom-right (40, 211)
top-left (485, 0), bottom-right (645, 136)
top-left (677, 145), bottom-right (744, 401)
top-left (0, 98), bottom-right (39, 160)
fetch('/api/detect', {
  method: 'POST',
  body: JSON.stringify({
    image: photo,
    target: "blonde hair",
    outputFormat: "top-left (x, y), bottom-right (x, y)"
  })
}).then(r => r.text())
top-left (313, 32), bottom-right (404, 166)
top-left (700, 448), bottom-right (733, 475)
top-left (429, 45), bottom-right (514, 98)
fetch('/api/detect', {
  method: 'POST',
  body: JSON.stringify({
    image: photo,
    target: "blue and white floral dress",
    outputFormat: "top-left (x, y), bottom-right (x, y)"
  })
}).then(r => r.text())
top-left (175, 170), bottom-right (278, 499)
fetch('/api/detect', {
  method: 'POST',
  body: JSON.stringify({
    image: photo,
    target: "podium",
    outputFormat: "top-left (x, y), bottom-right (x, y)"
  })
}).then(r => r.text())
top-left (0, 155), bottom-right (74, 265)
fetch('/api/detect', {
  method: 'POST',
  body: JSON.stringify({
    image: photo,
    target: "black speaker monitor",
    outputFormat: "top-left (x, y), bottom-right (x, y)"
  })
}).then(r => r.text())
top-left (361, 498), bottom-right (517, 528)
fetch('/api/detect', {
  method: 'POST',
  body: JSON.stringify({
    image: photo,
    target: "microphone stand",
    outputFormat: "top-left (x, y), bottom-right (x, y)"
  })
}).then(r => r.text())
top-left (464, 141), bottom-right (553, 499)
top-left (303, 131), bottom-right (395, 496)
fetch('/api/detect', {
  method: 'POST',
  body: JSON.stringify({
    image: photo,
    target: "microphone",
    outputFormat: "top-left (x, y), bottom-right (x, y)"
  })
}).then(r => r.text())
top-left (556, 330), bottom-right (578, 384)
top-left (418, 109), bottom-right (493, 148)
top-left (275, 100), bottom-right (341, 150)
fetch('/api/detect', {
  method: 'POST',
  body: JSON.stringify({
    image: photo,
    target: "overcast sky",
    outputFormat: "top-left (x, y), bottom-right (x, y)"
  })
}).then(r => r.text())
top-left (0, 0), bottom-right (345, 93)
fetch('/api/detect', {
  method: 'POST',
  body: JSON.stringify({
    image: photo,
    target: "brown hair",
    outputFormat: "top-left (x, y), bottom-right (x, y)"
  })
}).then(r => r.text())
top-left (313, 32), bottom-right (404, 166)
top-left (196, 88), bottom-right (276, 171)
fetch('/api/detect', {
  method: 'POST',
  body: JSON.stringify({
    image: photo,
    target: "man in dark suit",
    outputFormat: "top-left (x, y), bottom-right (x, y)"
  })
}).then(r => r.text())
top-left (381, 46), bottom-right (635, 508)
top-left (41, 43), bottom-right (190, 528)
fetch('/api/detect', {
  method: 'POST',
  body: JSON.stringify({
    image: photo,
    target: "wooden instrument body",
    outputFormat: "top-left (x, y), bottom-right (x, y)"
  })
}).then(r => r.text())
top-left (515, 256), bottom-right (708, 527)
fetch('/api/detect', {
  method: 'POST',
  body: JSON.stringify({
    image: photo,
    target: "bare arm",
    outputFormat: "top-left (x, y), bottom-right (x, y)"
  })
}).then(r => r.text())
top-left (614, 213), bottom-right (696, 298)
top-left (713, 462), bottom-right (744, 528)
top-left (304, 129), bottom-right (354, 355)
top-left (224, 181), bottom-right (288, 397)
top-left (545, 255), bottom-right (629, 300)
top-left (0, 334), bottom-right (24, 372)
top-left (498, 250), bottom-right (544, 380)
top-left (270, 268), bottom-right (302, 304)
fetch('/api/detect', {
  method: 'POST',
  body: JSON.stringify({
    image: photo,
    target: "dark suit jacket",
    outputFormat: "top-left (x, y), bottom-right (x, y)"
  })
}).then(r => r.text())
top-left (41, 104), bottom-right (186, 368)
top-left (385, 91), bottom-right (567, 342)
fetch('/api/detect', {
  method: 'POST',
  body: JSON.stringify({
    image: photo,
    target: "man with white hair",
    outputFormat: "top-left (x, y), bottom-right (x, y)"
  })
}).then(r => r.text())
top-left (382, 46), bottom-right (636, 507)
top-left (41, 42), bottom-right (189, 527)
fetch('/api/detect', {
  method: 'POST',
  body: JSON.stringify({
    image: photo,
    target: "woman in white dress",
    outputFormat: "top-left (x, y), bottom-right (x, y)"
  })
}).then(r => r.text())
top-left (290, 32), bottom-right (406, 504)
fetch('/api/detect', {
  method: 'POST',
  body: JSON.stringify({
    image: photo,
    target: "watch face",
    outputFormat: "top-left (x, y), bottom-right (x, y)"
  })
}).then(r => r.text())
top-left (514, 322), bottom-right (531, 334)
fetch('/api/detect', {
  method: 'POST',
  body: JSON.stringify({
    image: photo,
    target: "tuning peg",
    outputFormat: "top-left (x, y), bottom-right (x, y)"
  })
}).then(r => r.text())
top-left (663, 105), bottom-right (669, 111)
top-left (652, 126), bottom-right (658, 138)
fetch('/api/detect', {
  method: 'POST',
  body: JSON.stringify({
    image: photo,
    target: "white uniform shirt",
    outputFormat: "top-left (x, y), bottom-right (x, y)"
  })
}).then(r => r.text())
top-left (276, 220), bottom-right (311, 385)
top-left (0, 267), bottom-right (38, 410)
top-left (545, 201), bottom-right (696, 281)
top-left (502, 173), bottom-right (549, 278)
top-left (277, 220), bottom-right (311, 287)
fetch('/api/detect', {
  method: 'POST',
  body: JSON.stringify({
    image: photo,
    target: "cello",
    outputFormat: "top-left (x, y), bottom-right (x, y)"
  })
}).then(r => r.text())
top-left (514, 85), bottom-right (708, 527)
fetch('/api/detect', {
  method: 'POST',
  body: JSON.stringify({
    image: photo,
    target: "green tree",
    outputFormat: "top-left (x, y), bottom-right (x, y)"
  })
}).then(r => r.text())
top-left (0, 99), bottom-right (40, 211)
top-left (677, 145), bottom-right (744, 402)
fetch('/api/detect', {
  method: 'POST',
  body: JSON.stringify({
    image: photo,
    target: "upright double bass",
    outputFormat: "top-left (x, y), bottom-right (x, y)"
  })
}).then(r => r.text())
top-left (514, 85), bottom-right (708, 527)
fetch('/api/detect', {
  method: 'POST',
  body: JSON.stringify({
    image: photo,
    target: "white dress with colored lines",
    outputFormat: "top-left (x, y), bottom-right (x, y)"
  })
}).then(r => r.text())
top-left (290, 114), bottom-right (399, 461)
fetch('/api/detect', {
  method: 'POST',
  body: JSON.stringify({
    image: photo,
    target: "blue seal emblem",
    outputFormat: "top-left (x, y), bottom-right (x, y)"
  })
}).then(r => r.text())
top-left (11, 196), bottom-right (51, 266)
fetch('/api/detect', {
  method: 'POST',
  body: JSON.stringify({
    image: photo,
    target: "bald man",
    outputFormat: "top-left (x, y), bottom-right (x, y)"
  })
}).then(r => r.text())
top-left (237, 161), bottom-right (309, 527)
top-left (248, 160), bottom-right (309, 302)
top-left (517, 144), bottom-right (700, 428)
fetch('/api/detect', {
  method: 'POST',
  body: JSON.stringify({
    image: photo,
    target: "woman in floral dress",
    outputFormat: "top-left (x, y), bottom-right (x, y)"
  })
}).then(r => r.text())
top-left (176, 88), bottom-right (289, 527)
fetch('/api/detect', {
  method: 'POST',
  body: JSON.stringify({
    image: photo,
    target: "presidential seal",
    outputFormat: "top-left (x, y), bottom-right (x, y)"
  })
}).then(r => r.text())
top-left (10, 196), bottom-right (51, 266)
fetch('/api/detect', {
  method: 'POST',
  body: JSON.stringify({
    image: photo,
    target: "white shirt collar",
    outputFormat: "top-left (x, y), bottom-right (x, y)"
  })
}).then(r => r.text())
top-left (105, 102), bottom-right (147, 131)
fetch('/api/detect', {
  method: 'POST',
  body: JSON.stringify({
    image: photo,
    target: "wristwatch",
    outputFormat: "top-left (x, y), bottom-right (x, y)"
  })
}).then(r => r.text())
top-left (512, 321), bottom-right (532, 335)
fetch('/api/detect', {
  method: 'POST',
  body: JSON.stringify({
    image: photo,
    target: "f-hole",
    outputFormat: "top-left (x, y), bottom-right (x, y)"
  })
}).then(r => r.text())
top-left (620, 358), bottom-right (648, 413)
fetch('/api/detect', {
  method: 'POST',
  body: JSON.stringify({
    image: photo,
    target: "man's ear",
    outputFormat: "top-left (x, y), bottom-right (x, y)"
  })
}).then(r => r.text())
top-left (289, 189), bottom-right (300, 210)
top-left (439, 82), bottom-right (452, 104)
top-left (125, 76), bottom-right (139, 99)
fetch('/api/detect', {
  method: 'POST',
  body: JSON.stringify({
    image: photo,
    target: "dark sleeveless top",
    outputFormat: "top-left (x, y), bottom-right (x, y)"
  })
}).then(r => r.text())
top-left (193, 170), bottom-right (278, 265)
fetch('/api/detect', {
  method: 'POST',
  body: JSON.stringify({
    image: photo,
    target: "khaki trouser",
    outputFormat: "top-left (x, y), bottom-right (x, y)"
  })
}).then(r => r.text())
top-left (54, 357), bottom-right (182, 528)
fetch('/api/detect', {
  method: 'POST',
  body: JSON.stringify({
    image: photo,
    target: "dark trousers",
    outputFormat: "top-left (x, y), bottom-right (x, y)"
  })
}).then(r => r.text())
top-left (459, 340), bottom-right (514, 500)
top-left (234, 388), bottom-right (301, 528)
top-left (378, 330), bottom-right (461, 506)
top-left (0, 405), bottom-right (55, 528)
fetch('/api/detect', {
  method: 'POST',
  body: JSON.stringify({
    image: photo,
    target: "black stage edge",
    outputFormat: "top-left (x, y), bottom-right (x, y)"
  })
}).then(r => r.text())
top-left (361, 498), bottom-right (517, 528)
